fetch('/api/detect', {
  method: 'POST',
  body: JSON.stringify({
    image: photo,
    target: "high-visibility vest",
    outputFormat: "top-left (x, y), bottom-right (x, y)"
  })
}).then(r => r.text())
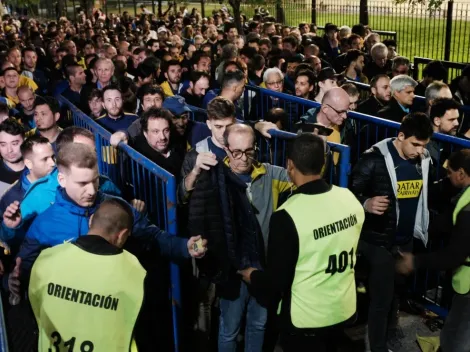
top-left (452, 186), bottom-right (470, 294)
top-left (29, 242), bottom-right (146, 351)
top-left (277, 185), bottom-right (365, 328)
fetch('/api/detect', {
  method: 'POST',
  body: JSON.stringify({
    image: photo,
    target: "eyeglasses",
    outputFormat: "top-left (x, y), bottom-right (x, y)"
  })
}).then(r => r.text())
top-left (266, 79), bottom-right (283, 86)
top-left (325, 104), bottom-right (348, 116)
top-left (227, 146), bottom-right (257, 160)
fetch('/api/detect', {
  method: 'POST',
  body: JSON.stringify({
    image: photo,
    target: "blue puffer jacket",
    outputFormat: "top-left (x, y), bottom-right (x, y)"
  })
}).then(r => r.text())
top-left (0, 168), bottom-right (121, 243)
top-left (10, 187), bottom-right (189, 289)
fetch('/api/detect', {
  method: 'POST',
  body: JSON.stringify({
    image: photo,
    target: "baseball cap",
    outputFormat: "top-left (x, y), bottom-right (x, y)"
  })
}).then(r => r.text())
top-left (162, 96), bottom-right (191, 115)
top-left (157, 26), bottom-right (168, 34)
top-left (317, 67), bottom-right (342, 82)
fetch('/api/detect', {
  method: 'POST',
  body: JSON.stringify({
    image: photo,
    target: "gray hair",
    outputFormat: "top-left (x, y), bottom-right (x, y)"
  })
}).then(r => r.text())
top-left (390, 74), bottom-right (417, 94)
top-left (263, 67), bottom-right (284, 83)
top-left (221, 43), bottom-right (238, 61)
top-left (425, 81), bottom-right (450, 104)
top-left (392, 56), bottom-right (410, 71)
top-left (371, 43), bottom-right (388, 60)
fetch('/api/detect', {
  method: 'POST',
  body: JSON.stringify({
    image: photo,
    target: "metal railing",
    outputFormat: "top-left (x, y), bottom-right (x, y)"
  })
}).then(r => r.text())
top-left (57, 96), bottom-right (182, 351)
top-left (0, 292), bottom-right (8, 352)
top-left (413, 56), bottom-right (468, 83)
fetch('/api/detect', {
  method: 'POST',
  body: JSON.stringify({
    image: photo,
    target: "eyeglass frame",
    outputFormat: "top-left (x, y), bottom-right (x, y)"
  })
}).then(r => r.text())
top-left (226, 145), bottom-right (258, 160)
top-left (324, 104), bottom-right (348, 117)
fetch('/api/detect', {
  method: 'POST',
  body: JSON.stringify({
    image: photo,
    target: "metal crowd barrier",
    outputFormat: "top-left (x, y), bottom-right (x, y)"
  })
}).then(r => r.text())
top-left (57, 96), bottom-right (182, 351)
top-left (0, 291), bottom-right (8, 352)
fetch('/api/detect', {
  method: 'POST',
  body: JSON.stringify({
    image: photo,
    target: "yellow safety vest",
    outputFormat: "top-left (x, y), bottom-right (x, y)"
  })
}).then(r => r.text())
top-left (452, 186), bottom-right (470, 294)
top-left (277, 185), bottom-right (365, 328)
top-left (29, 243), bottom-right (146, 351)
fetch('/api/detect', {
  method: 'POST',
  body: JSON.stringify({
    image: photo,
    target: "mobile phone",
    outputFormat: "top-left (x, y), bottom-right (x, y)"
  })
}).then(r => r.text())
top-left (295, 121), bottom-right (334, 136)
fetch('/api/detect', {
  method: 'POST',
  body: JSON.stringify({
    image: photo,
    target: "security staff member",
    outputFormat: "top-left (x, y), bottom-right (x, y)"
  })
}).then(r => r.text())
top-left (29, 198), bottom-right (146, 352)
top-left (397, 149), bottom-right (470, 352)
top-left (239, 134), bottom-right (365, 351)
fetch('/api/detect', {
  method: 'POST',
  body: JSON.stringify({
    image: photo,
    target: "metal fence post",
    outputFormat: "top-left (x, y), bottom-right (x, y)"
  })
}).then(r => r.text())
top-left (133, 0), bottom-right (137, 17)
top-left (311, 0), bottom-right (316, 24)
top-left (201, 0), bottom-right (205, 18)
top-left (359, 0), bottom-right (369, 25)
top-left (444, 0), bottom-right (454, 61)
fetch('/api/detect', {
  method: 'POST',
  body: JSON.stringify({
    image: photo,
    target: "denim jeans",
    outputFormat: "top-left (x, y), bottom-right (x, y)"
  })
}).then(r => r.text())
top-left (441, 292), bottom-right (470, 352)
top-left (218, 281), bottom-right (268, 352)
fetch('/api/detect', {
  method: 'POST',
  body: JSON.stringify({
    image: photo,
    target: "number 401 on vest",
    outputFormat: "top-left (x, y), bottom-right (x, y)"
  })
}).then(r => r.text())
top-left (325, 248), bottom-right (354, 275)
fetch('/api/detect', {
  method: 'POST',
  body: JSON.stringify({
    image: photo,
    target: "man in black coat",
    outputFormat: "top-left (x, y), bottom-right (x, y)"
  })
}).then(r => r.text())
top-left (357, 74), bottom-right (392, 117)
top-left (378, 74), bottom-right (417, 123)
top-left (130, 107), bottom-right (185, 177)
top-left (351, 113), bottom-right (434, 352)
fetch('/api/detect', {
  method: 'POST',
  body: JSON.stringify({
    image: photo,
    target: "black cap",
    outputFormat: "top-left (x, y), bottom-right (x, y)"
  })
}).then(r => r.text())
top-left (325, 23), bottom-right (338, 32)
top-left (317, 67), bottom-right (342, 82)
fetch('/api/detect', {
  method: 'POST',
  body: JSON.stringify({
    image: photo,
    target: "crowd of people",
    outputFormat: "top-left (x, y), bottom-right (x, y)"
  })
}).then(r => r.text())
top-left (0, 3), bottom-right (469, 352)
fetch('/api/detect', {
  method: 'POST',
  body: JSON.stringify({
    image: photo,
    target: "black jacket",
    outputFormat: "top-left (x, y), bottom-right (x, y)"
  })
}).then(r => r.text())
top-left (187, 159), bottom-right (264, 298)
top-left (131, 134), bottom-right (184, 178)
top-left (377, 97), bottom-right (409, 123)
top-left (357, 96), bottom-right (387, 117)
top-left (350, 139), bottom-right (432, 248)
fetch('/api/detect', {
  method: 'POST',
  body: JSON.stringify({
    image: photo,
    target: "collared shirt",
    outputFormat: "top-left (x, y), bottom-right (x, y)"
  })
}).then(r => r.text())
top-left (397, 101), bottom-right (410, 114)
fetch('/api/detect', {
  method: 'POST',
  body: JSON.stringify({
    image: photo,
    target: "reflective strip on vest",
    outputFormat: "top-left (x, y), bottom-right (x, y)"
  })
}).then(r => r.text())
top-left (452, 187), bottom-right (470, 294)
top-left (277, 185), bottom-right (365, 328)
top-left (29, 243), bottom-right (146, 351)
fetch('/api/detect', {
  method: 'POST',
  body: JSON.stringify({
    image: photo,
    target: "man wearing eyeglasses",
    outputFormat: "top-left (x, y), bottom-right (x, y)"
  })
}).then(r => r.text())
top-left (300, 87), bottom-right (355, 162)
top-left (186, 122), bottom-right (292, 352)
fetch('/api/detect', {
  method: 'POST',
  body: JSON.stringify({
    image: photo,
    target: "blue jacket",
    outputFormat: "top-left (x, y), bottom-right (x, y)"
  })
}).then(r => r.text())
top-left (0, 168), bottom-right (121, 243)
top-left (0, 169), bottom-right (31, 216)
top-left (15, 187), bottom-right (190, 286)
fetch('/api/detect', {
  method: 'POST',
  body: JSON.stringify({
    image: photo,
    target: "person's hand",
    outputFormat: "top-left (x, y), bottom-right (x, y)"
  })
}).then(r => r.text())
top-left (110, 131), bottom-right (128, 147)
top-left (0, 259), bottom-right (4, 276)
top-left (3, 201), bottom-right (22, 229)
top-left (237, 267), bottom-right (258, 284)
top-left (396, 251), bottom-right (415, 275)
top-left (192, 152), bottom-right (218, 175)
top-left (131, 199), bottom-right (146, 213)
top-left (364, 196), bottom-right (390, 215)
top-left (187, 235), bottom-right (208, 258)
top-left (255, 121), bottom-right (278, 138)
top-left (8, 257), bottom-right (21, 296)
top-left (0, 240), bottom-right (10, 256)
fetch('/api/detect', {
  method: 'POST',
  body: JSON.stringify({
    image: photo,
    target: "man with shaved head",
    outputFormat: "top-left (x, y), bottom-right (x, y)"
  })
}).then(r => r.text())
top-left (300, 87), bottom-right (355, 148)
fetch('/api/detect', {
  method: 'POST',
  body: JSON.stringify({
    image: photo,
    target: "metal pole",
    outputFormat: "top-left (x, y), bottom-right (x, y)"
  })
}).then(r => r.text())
top-left (311, 0), bottom-right (316, 24)
top-left (72, 0), bottom-right (77, 21)
top-left (201, 0), bottom-right (205, 18)
top-left (133, 0), bottom-right (137, 17)
top-left (117, 0), bottom-right (121, 15)
top-left (359, 0), bottom-right (369, 25)
top-left (152, 0), bottom-right (156, 16)
top-left (444, 0), bottom-right (454, 61)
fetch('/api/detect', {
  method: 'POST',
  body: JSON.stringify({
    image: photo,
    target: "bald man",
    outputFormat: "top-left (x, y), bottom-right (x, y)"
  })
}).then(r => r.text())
top-left (29, 198), bottom-right (146, 350)
top-left (299, 87), bottom-right (356, 162)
